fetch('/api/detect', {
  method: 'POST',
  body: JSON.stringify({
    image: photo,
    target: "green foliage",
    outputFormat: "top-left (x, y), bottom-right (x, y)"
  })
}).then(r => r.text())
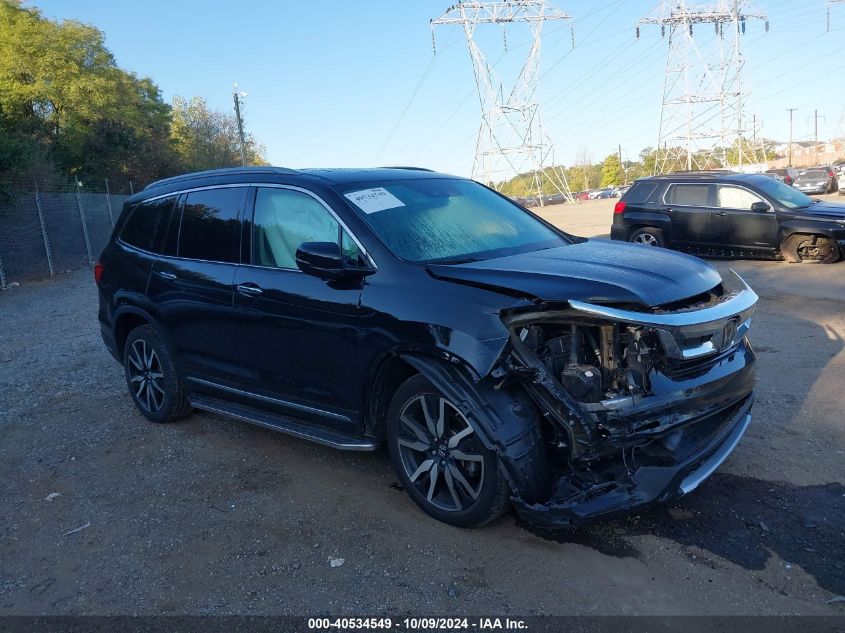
top-left (171, 96), bottom-right (267, 172)
top-left (600, 153), bottom-right (623, 187)
top-left (0, 0), bottom-right (267, 190)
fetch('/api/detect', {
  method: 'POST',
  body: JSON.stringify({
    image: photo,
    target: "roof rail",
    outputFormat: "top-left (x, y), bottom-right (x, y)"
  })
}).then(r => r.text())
top-left (377, 165), bottom-right (436, 172)
top-left (143, 166), bottom-right (300, 190)
top-left (670, 169), bottom-right (738, 175)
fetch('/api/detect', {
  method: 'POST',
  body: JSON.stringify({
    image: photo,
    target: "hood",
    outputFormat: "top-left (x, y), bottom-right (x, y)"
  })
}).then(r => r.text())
top-left (796, 200), bottom-right (845, 219)
top-left (427, 239), bottom-right (722, 308)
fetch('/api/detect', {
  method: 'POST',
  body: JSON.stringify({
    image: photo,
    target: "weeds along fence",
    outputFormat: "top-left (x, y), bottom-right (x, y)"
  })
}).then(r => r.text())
top-left (0, 176), bottom-right (139, 289)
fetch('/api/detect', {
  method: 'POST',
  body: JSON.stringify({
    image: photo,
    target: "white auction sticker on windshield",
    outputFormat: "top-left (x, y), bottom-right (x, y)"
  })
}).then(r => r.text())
top-left (344, 188), bottom-right (405, 214)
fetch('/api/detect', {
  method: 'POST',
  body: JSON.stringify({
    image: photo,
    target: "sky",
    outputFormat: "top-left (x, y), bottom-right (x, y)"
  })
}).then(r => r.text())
top-left (28, 0), bottom-right (845, 177)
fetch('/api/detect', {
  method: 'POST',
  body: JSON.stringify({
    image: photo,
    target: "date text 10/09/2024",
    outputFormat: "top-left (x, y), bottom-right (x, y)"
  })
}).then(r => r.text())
top-left (307, 618), bottom-right (528, 630)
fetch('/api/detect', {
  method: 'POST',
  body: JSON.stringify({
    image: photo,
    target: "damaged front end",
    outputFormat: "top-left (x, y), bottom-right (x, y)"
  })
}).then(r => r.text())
top-left (496, 270), bottom-right (758, 527)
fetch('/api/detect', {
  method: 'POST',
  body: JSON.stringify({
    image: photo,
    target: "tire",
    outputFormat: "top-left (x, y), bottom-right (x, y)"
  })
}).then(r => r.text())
top-left (629, 227), bottom-right (665, 248)
top-left (781, 234), bottom-right (840, 264)
top-left (386, 374), bottom-right (510, 528)
top-left (123, 324), bottom-right (193, 423)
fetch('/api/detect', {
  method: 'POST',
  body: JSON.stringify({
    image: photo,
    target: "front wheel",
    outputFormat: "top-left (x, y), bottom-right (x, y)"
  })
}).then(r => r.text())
top-left (629, 227), bottom-right (665, 248)
top-left (781, 234), bottom-right (840, 264)
top-left (386, 375), bottom-right (510, 528)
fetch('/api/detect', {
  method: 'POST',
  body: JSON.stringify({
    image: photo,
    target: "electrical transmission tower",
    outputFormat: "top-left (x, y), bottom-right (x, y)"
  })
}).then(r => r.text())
top-left (637, 1), bottom-right (768, 174)
top-left (830, 0), bottom-right (845, 31)
top-left (431, 1), bottom-right (575, 203)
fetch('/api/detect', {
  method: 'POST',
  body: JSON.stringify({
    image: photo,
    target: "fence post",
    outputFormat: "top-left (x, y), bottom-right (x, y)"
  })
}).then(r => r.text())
top-left (74, 177), bottom-right (94, 266)
top-left (34, 178), bottom-right (55, 277)
top-left (104, 178), bottom-right (115, 228)
top-left (0, 255), bottom-right (6, 290)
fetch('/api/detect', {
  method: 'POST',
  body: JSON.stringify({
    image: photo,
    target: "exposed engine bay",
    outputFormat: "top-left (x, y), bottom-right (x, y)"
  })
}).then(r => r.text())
top-left (485, 276), bottom-right (758, 525)
top-left (516, 321), bottom-right (653, 406)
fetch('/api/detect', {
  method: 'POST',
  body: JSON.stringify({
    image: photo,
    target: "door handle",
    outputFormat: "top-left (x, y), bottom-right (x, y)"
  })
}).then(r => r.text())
top-left (236, 283), bottom-right (263, 296)
top-left (714, 211), bottom-right (727, 216)
top-left (662, 207), bottom-right (673, 214)
top-left (157, 271), bottom-right (177, 280)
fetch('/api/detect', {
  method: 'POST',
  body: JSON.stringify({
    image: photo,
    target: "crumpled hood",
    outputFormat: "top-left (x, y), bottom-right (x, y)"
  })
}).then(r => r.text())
top-left (797, 201), bottom-right (845, 220)
top-left (427, 239), bottom-right (722, 308)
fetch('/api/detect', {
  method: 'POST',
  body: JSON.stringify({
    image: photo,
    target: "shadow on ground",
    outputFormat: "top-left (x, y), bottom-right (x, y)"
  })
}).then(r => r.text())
top-left (522, 473), bottom-right (845, 596)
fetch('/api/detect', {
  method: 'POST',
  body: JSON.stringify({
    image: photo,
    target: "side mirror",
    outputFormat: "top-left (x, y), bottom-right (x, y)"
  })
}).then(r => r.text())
top-left (295, 242), bottom-right (344, 279)
top-left (295, 241), bottom-right (373, 280)
top-left (750, 201), bottom-right (770, 212)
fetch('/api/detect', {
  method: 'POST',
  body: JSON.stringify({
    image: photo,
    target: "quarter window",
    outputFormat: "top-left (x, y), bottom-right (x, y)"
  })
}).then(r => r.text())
top-left (716, 186), bottom-right (765, 210)
top-left (177, 188), bottom-right (247, 263)
top-left (665, 184), bottom-right (711, 206)
top-left (120, 196), bottom-right (176, 253)
top-left (252, 188), bottom-right (362, 269)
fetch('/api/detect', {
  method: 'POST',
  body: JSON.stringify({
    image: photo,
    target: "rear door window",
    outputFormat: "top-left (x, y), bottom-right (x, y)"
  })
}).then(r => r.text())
top-left (119, 196), bottom-right (176, 253)
top-left (665, 184), bottom-right (712, 206)
top-left (176, 187), bottom-right (247, 263)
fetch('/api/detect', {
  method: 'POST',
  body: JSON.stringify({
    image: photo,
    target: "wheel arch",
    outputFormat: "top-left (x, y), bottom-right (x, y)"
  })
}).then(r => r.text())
top-left (397, 352), bottom-right (551, 504)
top-left (112, 304), bottom-right (168, 357)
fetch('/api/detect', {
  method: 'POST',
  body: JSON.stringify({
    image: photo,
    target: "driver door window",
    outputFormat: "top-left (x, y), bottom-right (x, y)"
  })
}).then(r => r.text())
top-left (252, 188), bottom-right (341, 269)
top-left (716, 185), bottom-right (765, 210)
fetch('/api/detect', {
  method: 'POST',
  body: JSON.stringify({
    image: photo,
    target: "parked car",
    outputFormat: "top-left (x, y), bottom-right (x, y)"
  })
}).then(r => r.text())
top-left (573, 190), bottom-right (590, 201)
top-left (97, 166), bottom-right (758, 528)
top-left (595, 188), bottom-right (615, 199)
top-left (793, 167), bottom-right (839, 194)
top-left (764, 167), bottom-right (799, 186)
top-left (616, 185), bottom-right (632, 197)
top-left (840, 175), bottom-right (845, 196)
top-left (611, 172), bottom-right (845, 263)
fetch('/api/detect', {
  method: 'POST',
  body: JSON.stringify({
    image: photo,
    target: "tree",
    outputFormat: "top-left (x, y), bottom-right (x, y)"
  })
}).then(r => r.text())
top-left (600, 153), bottom-right (623, 187)
top-left (170, 95), bottom-right (267, 172)
top-left (0, 0), bottom-right (268, 191)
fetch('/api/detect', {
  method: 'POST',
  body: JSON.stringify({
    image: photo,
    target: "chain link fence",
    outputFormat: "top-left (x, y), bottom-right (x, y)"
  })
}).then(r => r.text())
top-left (0, 175), bottom-right (140, 289)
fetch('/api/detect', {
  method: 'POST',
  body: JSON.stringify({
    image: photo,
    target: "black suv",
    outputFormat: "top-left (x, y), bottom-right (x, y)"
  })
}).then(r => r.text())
top-left (611, 172), bottom-right (845, 263)
top-left (97, 166), bottom-right (757, 528)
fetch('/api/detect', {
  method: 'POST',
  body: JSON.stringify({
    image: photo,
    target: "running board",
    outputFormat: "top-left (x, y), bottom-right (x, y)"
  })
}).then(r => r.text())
top-left (189, 394), bottom-right (380, 451)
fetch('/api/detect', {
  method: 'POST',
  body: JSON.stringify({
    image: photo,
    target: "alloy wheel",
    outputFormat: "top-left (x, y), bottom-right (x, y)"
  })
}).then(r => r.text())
top-left (127, 339), bottom-right (165, 413)
top-left (634, 233), bottom-right (659, 246)
top-left (795, 236), bottom-right (836, 262)
top-left (396, 395), bottom-right (484, 512)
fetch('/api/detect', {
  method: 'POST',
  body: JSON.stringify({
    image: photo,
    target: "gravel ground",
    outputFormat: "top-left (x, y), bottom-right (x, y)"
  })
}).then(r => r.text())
top-left (0, 197), bottom-right (843, 616)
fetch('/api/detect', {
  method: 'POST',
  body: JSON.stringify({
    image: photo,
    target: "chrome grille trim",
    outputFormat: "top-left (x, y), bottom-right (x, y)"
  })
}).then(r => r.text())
top-left (568, 270), bottom-right (758, 360)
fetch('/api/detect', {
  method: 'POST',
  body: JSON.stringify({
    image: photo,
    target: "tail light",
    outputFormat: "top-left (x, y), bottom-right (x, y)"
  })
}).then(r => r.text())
top-left (93, 261), bottom-right (104, 284)
top-left (614, 201), bottom-right (626, 214)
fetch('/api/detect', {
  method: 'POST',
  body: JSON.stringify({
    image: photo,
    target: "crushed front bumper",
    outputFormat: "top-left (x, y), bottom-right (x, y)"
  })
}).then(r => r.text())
top-left (512, 393), bottom-right (753, 528)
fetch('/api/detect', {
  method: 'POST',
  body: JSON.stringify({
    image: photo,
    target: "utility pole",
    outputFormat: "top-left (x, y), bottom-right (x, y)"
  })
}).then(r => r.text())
top-left (618, 144), bottom-right (626, 184)
top-left (431, 1), bottom-right (576, 203)
top-left (787, 108), bottom-right (798, 166)
top-left (233, 83), bottom-right (248, 167)
top-left (808, 109), bottom-right (826, 165)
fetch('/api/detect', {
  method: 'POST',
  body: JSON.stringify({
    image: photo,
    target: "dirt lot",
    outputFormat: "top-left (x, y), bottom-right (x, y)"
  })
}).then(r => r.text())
top-left (1, 195), bottom-right (844, 616)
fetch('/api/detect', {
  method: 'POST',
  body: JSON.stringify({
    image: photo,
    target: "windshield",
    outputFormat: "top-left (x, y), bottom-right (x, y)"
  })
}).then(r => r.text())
top-left (751, 177), bottom-right (813, 209)
top-left (338, 178), bottom-right (567, 263)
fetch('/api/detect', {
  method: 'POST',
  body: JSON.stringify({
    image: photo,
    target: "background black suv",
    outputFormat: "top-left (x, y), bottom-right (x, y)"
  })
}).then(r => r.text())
top-left (610, 172), bottom-right (845, 263)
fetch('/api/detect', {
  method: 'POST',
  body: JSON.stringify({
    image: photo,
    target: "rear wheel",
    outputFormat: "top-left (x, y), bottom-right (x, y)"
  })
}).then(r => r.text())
top-left (386, 375), bottom-right (510, 527)
top-left (629, 227), bottom-right (665, 248)
top-left (781, 234), bottom-right (840, 264)
top-left (123, 324), bottom-right (192, 423)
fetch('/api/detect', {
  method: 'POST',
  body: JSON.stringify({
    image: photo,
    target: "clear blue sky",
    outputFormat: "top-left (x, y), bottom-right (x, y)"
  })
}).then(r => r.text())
top-left (28, 0), bottom-right (845, 176)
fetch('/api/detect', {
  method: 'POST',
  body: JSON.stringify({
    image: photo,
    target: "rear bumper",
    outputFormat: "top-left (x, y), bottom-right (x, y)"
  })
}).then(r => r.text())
top-left (609, 225), bottom-right (628, 241)
top-left (99, 318), bottom-right (121, 362)
top-left (512, 394), bottom-right (753, 528)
